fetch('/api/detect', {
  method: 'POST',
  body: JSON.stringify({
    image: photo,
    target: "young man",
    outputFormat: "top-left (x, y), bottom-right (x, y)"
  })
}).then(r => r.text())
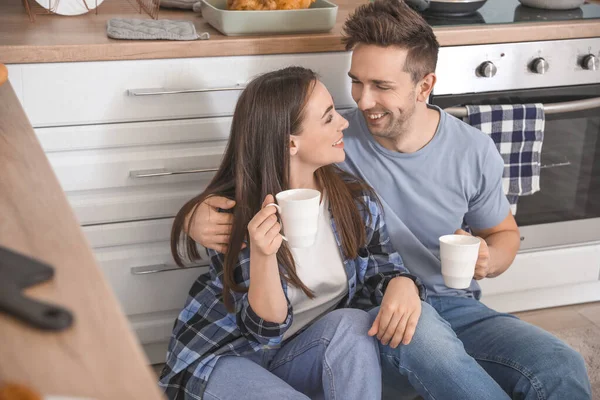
top-left (183, 1), bottom-right (591, 399)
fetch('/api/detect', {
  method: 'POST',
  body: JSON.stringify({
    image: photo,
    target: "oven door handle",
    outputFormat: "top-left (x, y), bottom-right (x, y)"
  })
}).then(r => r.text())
top-left (444, 96), bottom-right (600, 118)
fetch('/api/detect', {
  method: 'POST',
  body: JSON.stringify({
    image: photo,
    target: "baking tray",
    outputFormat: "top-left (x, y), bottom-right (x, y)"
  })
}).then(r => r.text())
top-left (200, 0), bottom-right (338, 36)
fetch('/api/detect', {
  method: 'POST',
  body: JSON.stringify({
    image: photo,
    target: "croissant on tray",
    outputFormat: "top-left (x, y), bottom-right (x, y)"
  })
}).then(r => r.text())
top-left (227, 0), bottom-right (315, 10)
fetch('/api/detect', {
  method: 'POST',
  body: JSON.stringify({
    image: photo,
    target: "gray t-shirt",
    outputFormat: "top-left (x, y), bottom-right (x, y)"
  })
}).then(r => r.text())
top-left (339, 106), bottom-right (510, 298)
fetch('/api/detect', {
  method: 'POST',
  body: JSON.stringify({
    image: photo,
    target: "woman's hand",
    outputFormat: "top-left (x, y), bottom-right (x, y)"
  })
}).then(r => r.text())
top-left (248, 195), bottom-right (284, 257)
top-left (247, 195), bottom-right (287, 323)
top-left (368, 277), bottom-right (422, 347)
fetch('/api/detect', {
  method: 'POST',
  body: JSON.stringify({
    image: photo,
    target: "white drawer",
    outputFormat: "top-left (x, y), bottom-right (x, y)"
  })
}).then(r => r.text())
top-left (35, 116), bottom-right (232, 152)
top-left (46, 135), bottom-right (225, 193)
top-left (93, 240), bottom-right (210, 317)
top-left (479, 244), bottom-right (600, 296)
top-left (39, 118), bottom-right (229, 224)
top-left (131, 311), bottom-right (180, 346)
top-left (69, 182), bottom-right (200, 225)
top-left (83, 218), bottom-right (173, 248)
top-left (13, 52), bottom-right (353, 127)
top-left (83, 219), bottom-right (209, 351)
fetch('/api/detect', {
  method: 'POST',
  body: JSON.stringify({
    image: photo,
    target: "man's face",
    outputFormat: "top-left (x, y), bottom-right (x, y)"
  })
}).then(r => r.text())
top-left (349, 44), bottom-right (419, 140)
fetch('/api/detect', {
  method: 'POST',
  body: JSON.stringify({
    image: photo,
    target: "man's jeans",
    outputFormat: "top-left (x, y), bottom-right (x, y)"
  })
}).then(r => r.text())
top-left (204, 308), bottom-right (381, 400)
top-left (372, 296), bottom-right (592, 400)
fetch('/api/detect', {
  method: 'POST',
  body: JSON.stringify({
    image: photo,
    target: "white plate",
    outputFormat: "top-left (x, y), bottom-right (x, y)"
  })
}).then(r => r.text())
top-left (35, 0), bottom-right (105, 16)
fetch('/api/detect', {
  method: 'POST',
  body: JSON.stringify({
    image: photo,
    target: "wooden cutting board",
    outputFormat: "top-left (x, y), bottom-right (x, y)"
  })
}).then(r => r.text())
top-left (0, 71), bottom-right (164, 400)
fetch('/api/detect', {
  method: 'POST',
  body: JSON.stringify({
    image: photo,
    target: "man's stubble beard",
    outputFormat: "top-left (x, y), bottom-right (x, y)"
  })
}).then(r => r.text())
top-left (369, 103), bottom-right (416, 143)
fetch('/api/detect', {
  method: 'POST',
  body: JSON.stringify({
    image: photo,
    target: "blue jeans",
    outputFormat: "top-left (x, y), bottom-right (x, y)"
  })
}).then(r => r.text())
top-left (374, 296), bottom-right (591, 400)
top-left (203, 308), bottom-right (382, 400)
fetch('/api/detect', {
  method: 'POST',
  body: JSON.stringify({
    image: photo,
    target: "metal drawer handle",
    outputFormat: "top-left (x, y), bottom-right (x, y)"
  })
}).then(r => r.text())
top-left (130, 167), bottom-right (219, 179)
top-left (445, 96), bottom-right (600, 118)
top-left (128, 85), bottom-right (246, 96)
top-left (131, 262), bottom-right (210, 275)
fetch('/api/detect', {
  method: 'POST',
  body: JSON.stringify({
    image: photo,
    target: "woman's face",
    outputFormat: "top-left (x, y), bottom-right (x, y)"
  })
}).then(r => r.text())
top-left (290, 80), bottom-right (349, 169)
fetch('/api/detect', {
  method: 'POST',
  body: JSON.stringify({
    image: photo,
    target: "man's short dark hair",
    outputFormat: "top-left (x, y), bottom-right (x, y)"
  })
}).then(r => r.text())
top-left (342, 0), bottom-right (440, 83)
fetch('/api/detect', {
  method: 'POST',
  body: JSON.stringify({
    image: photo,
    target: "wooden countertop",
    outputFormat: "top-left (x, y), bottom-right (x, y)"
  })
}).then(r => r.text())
top-left (0, 75), bottom-right (164, 400)
top-left (1, 0), bottom-right (600, 64)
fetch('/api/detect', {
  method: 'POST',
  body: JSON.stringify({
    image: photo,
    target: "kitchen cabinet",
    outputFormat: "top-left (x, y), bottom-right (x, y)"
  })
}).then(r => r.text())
top-left (8, 53), bottom-right (353, 127)
top-left (479, 244), bottom-right (600, 313)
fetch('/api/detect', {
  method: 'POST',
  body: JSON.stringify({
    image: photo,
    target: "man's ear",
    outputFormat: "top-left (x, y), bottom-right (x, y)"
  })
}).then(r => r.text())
top-left (289, 136), bottom-right (299, 156)
top-left (417, 73), bottom-right (437, 102)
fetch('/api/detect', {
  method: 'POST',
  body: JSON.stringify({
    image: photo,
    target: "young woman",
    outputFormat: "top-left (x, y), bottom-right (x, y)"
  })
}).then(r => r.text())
top-left (159, 67), bottom-right (425, 400)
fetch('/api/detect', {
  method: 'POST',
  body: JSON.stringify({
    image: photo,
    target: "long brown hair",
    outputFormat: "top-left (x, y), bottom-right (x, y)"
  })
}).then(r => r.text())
top-left (342, 0), bottom-right (439, 83)
top-left (171, 67), bottom-right (375, 311)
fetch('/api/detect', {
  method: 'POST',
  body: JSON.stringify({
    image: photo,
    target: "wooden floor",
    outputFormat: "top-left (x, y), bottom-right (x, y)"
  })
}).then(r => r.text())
top-left (515, 301), bottom-right (600, 333)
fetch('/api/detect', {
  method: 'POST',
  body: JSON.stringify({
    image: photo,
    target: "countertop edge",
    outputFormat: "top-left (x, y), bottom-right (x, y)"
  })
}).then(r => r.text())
top-left (2, 19), bottom-right (600, 64)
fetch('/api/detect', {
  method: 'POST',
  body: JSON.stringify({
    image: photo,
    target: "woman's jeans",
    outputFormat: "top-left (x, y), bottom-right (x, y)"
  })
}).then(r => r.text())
top-left (375, 296), bottom-right (592, 400)
top-left (203, 308), bottom-right (382, 400)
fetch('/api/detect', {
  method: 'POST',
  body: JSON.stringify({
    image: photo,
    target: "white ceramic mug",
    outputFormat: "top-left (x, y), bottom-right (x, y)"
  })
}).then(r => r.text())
top-left (265, 188), bottom-right (321, 248)
top-left (439, 234), bottom-right (481, 289)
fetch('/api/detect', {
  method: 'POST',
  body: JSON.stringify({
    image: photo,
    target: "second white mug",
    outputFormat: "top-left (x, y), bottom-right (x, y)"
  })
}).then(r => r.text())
top-left (439, 234), bottom-right (481, 289)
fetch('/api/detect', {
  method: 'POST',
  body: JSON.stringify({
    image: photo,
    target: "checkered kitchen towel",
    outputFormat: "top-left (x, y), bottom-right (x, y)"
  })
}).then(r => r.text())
top-left (465, 104), bottom-right (545, 214)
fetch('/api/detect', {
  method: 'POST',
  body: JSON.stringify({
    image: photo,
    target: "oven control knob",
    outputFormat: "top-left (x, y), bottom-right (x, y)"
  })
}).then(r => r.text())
top-left (582, 54), bottom-right (599, 71)
top-left (531, 58), bottom-right (549, 74)
top-left (477, 61), bottom-right (497, 78)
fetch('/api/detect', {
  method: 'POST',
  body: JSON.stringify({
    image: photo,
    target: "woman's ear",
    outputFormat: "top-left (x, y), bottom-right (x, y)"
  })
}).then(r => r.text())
top-left (289, 136), bottom-right (299, 156)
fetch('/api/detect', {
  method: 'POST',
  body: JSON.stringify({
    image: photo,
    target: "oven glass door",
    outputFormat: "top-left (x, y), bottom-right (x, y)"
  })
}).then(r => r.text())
top-left (430, 84), bottom-right (600, 250)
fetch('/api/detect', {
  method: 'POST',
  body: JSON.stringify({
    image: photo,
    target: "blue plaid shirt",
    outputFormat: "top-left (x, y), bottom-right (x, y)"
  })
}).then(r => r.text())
top-left (158, 191), bottom-right (425, 399)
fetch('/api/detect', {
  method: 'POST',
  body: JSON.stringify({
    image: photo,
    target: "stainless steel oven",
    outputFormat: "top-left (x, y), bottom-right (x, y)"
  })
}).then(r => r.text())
top-left (429, 38), bottom-right (600, 251)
